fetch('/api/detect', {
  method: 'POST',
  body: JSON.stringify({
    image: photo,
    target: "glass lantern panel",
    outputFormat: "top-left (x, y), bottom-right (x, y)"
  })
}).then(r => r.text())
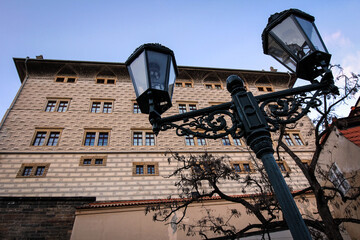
top-left (271, 16), bottom-right (311, 61)
top-left (128, 51), bottom-right (148, 97)
top-left (296, 16), bottom-right (327, 53)
top-left (168, 58), bottom-right (176, 99)
top-left (146, 50), bottom-right (168, 91)
top-left (268, 35), bottom-right (297, 72)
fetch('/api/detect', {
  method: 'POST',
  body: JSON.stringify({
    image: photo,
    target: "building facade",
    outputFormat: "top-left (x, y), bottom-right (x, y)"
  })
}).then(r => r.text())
top-left (317, 100), bottom-right (360, 239)
top-left (0, 58), bottom-right (318, 239)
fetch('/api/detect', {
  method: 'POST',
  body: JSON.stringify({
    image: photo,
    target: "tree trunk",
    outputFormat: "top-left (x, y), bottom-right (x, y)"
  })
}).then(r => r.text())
top-left (312, 177), bottom-right (344, 240)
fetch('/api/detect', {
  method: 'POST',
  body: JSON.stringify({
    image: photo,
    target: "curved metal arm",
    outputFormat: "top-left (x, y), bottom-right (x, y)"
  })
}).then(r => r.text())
top-left (259, 90), bottom-right (322, 131)
top-left (150, 73), bottom-right (338, 138)
top-left (151, 103), bottom-right (243, 139)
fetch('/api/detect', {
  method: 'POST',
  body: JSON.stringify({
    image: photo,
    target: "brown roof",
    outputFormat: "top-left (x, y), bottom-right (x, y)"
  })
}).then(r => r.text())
top-left (78, 191), bottom-right (309, 209)
top-left (340, 125), bottom-right (360, 147)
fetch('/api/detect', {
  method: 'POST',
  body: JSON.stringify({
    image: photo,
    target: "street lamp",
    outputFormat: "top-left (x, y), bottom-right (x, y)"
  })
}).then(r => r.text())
top-left (126, 9), bottom-right (337, 240)
top-left (262, 8), bottom-right (331, 81)
top-left (126, 43), bottom-right (178, 115)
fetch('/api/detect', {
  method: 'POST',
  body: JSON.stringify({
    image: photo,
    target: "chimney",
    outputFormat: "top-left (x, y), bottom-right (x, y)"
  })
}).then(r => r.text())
top-left (36, 55), bottom-right (44, 60)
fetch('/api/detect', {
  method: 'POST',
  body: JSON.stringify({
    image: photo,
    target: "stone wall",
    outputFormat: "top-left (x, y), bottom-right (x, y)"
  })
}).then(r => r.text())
top-left (0, 197), bottom-right (95, 240)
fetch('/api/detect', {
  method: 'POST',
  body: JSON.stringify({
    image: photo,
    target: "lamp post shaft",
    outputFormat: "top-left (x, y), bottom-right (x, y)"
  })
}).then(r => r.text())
top-left (261, 153), bottom-right (312, 240)
top-left (228, 75), bottom-right (312, 240)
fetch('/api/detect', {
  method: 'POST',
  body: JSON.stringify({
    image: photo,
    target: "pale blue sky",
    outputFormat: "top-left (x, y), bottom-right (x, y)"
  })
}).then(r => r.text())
top-left (1, 0), bottom-right (359, 119)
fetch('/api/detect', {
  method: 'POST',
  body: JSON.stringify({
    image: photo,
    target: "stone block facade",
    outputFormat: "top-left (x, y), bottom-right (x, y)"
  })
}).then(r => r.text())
top-left (0, 58), bottom-right (316, 202)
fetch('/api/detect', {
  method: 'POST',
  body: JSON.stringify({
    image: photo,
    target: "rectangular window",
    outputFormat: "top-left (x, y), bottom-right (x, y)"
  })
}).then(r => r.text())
top-left (84, 132), bottom-right (96, 146)
top-left (83, 159), bottom-right (92, 165)
top-left (107, 79), bottom-right (115, 84)
top-left (136, 165), bottom-right (144, 175)
top-left (204, 83), bottom-right (223, 89)
top-left (175, 81), bottom-right (193, 88)
top-left (17, 163), bottom-right (50, 178)
top-left (57, 101), bottom-right (68, 112)
top-left (197, 137), bottom-right (206, 146)
top-left (189, 104), bottom-right (197, 111)
top-left (47, 132), bottom-right (60, 146)
top-left (179, 104), bottom-right (187, 114)
top-left (147, 165), bottom-right (155, 175)
top-left (185, 135), bottom-right (195, 146)
top-left (98, 132), bottom-right (109, 146)
top-left (277, 161), bottom-right (290, 173)
top-left (329, 163), bottom-right (350, 195)
top-left (55, 77), bottom-right (65, 82)
top-left (83, 130), bottom-right (110, 147)
top-left (23, 167), bottom-right (32, 176)
top-left (55, 76), bottom-right (77, 83)
top-left (91, 102), bottom-right (101, 113)
top-left (95, 159), bottom-right (103, 165)
top-left (184, 135), bottom-right (207, 146)
top-left (133, 162), bottom-right (159, 176)
top-left (145, 133), bottom-right (155, 146)
top-left (283, 132), bottom-right (305, 146)
top-left (221, 134), bottom-right (244, 147)
top-left (178, 102), bottom-right (198, 114)
top-left (284, 134), bottom-right (295, 146)
top-left (243, 164), bottom-right (251, 172)
top-left (233, 164), bottom-right (241, 173)
top-left (232, 162), bottom-right (254, 173)
top-left (133, 103), bottom-right (141, 113)
top-left (96, 78), bottom-right (116, 84)
top-left (222, 136), bottom-right (231, 145)
top-left (35, 166), bottom-right (45, 176)
top-left (90, 99), bottom-right (114, 113)
top-left (293, 134), bottom-right (304, 145)
top-left (79, 156), bottom-right (107, 166)
top-left (32, 129), bottom-right (63, 147)
top-left (257, 86), bottom-right (274, 92)
top-left (33, 132), bottom-right (47, 146)
top-left (278, 162), bottom-right (287, 172)
top-left (45, 101), bottom-right (56, 112)
top-left (103, 102), bottom-right (112, 113)
top-left (233, 138), bottom-right (242, 146)
top-left (45, 99), bottom-right (71, 112)
top-left (132, 131), bottom-right (155, 146)
top-left (67, 77), bottom-right (76, 83)
top-left (133, 132), bottom-right (143, 146)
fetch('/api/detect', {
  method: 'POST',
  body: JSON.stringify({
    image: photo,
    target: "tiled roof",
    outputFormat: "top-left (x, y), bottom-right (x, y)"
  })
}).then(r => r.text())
top-left (340, 126), bottom-right (360, 147)
top-left (78, 191), bottom-right (308, 209)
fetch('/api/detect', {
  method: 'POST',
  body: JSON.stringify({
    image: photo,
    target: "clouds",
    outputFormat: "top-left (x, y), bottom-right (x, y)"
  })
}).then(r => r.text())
top-left (323, 31), bottom-right (360, 75)
top-left (324, 31), bottom-right (352, 48)
top-left (341, 51), bottom-right (360, 74)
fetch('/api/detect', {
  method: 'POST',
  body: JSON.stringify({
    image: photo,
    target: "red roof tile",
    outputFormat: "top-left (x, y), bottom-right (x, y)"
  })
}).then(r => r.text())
top-left (78, 190), bottom-right (309, 209)
top-left (340, 126), bottom-right (360, 147)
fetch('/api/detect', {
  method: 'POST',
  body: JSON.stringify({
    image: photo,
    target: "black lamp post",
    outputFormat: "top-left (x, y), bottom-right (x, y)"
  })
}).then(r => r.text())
top-left (126, 9), bottom-right (338, 240)
top-left (262, 8), bottom-right (331, 81)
